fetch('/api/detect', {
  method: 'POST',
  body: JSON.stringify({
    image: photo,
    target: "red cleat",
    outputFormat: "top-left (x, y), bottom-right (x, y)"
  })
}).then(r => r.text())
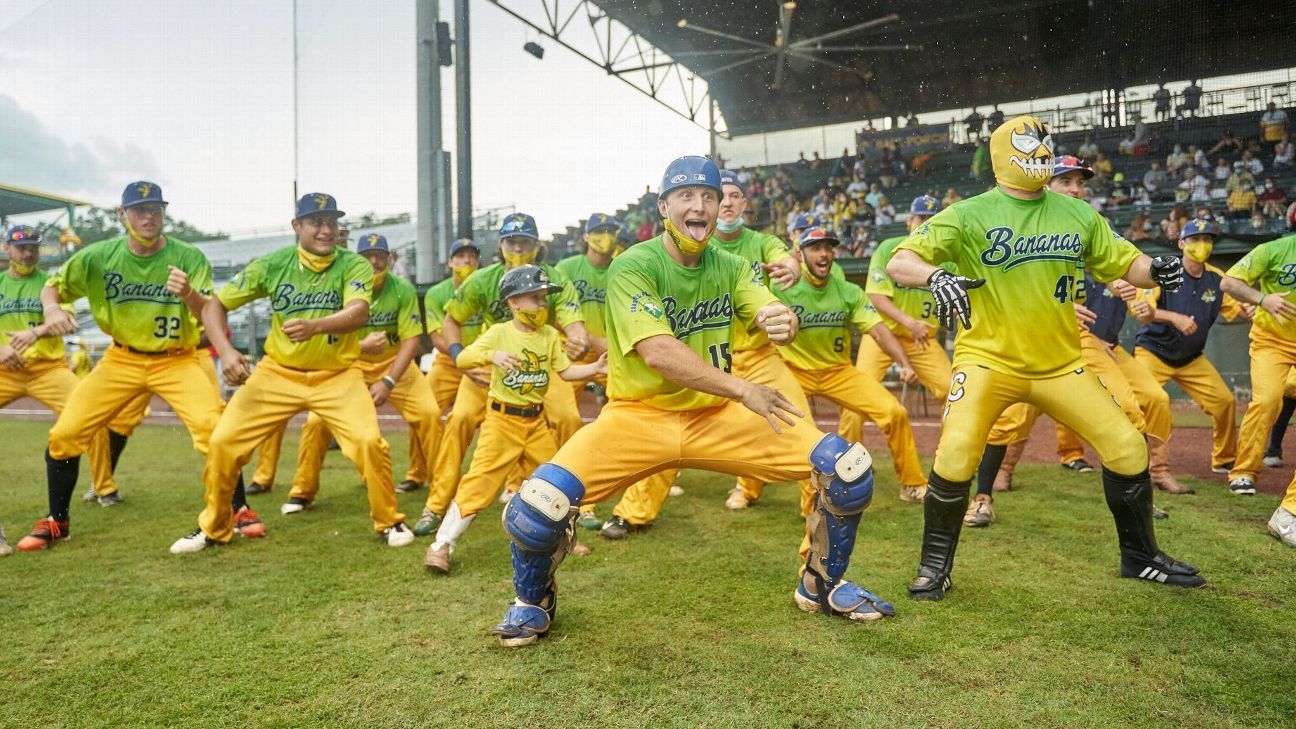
top-left (17, 517), bottom-right (69, 552)
top-left (234, 506), bottom-right (267, 539)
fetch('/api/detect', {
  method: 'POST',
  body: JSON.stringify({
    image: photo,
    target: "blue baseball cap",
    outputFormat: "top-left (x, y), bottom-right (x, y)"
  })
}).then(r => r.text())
top-left (499, 213), bottom-right (539, 240)
top-left (660, 155), bottom-right (721, 198)
top-left (789, 212), bottom-right (818, 232)
top-left (798, 226), bottom-right (840, 249)
top-left (355, 233), bottom-right (388, 253)
top-left (1052, 155), bottom-right (1094, 179)
top-left (718, 168), bottom-right (741, 188)
top-left (5, 225), bottom-right (41, 245)
top-left (1179, 218), bottom-right (1217, 240)
top-left (121, 181), bottom-right (167, 208)
top-left (584, 213), bottom-right (620, 233)
top-left (449, 238), bottom-right (480, 256)
top-left (909, 195), bottom-right (941, 217)
top-left (295, 192), bottom-right (345, 220)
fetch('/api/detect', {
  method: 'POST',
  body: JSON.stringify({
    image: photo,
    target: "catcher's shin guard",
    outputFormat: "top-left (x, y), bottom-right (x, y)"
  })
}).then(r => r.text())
top-left (493, 463), bottom-right (584, 646)
top-left (799, 434), bottom-right (894, 620)
top-left (908, 470), bottom-right (971, 600)
top-left (1102, 468), bottom-right (1206, 588)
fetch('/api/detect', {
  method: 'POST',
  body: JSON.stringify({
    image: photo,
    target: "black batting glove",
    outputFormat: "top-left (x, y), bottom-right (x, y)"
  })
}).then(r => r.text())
top-left (928, 270), bottom-right (986, 331)
top-left (1150, 255), bottom-right (1184, 292)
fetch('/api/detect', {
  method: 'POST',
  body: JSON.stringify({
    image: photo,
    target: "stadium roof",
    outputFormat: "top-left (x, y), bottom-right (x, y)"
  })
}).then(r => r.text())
top-left (0, 182), bottom-right (91, 217)
top-left (596, 0), bottom-right (1296, 135)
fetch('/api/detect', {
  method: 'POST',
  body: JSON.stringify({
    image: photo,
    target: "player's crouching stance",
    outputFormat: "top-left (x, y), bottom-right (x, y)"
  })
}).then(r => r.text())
top-left (888, 115), bottom-right (1204, 600)
top-left (489, 156), bottom-right (893, 648)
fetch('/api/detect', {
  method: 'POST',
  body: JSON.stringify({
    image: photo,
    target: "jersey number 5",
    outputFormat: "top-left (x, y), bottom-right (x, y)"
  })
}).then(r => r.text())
top-left (708, 342), bottom-right (732, 373)
top-left (152, 316), bottom-right (181, 340)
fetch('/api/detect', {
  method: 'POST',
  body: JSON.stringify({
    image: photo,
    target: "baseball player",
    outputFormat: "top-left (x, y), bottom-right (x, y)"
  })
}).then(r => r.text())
top-left (16, 182), bottom-right (265, 551)
top-left (774, 226), bottom-right (928, 499)
top-left (170, 193), bottom-right (413, 553)
top-left (1133, 219), bottom-right (1246, 486)
top-left (413, 214), bottom-right (588, 538)
top-left (555, 215), bottom-right (616, 529)
top-left (1262, 372), bottom-right (1296, 467)
top-left (490, 156), bottom-right (893, 648)
top-left (423, 265), bottom-right (607, 572)
top-left (277, 233), bottom-right (441, 515)
top-left (886, 115), bottom-right (1203, 600)
top-left (67, 338), bottom-right (91, 377)
top-left (1221, 233), bottom-right (1296, 542)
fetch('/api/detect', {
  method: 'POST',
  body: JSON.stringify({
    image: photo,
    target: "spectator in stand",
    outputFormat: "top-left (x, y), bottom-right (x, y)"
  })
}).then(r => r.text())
top-left (864, 182), bottom-right (887, 212)
top-left (1178, 79), bottom-right (1202, 117)
top-left (1226, 161), bottom-right (1256, 193)
top-left (1250, 211), bottom-right (1268, 232)
top-left (1153, 82), bottom-right (1172, 121)
top-left (970, 137), bottom-right (990, 181)
top-left (963, 108), bottom-right (984, 140)
top-left (1092, 151), bottom-right (1114, 180)
top-left (1118, 133), bottom-right (1136, 156)
top-left (1261, 102), bottom-right (1289, 146)
top-left (1227, 181), bottom-right (1258, 220)
top-left (1161, 204), bottom-right (1188, 240)
top-left (1166, 144), bottom-right (1189, 175)
top-left (1143, 161), bottom-right (1168, 201)
top-left (830, 148), bottom-right (854, 179)
top-left (812, 186), bottom-right (829, 211)
top-left (941, 187), bottom-right (962, 208)
top-left (796, 151), bottom-right (809, 168)
top-left (1077, 135), bottom-right (1099, 160)
top-left (852, 200), bottom-right (875, 231)
top-left (1189, 144), bottom-right (1207, 169)
top-left (987, 105), bottom-right (1005, 132)
top-left (1260, 177), bottom-right (1289, 218)
top-left (1180, 167), bottom-right (1211, 203)
top-left (1126, 213), bottom-right (1155, 242)
top-left (1195, 204), bottom-right (1227, 231)
top-left (852, 157), bottom-right (867, 178)
top-left (905, 111), bottom-right (919, 127)
top-left (1242, 149), bottom-right (1264, 176)
top-left (874, 196), bottom-right (897, 226)
top-left (810, 151), bottom-right (824, 169)
top-left (1213, 157), bottom-right (1231, 182)
top-left (1275, 134), bottom-right (1294, 168)
top-left (1287, 199), bottom-right (1296, 231)
top-left (846, 174), bottom-right (869, 197)
top-left (1209, 129), bottom-right (1244, 156)
top-left (1109, 176), bottom-right (1130, 208)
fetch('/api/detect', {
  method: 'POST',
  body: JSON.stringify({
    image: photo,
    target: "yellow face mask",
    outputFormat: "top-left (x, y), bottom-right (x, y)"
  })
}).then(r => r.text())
top-left (452, 263), bottom-right (478, 282)
top-left (663, 218), bottom-right (712, 256)
top-left (123, 217), bottom-right (163, 248)
top-left (991, 115), bottom-right (1055, 192)
top-left (502, 249), bottom-right (537, 268)
top-left (1183, 242), bottom-right (1213, 263)
top-left (372, 271), bottom-right (389, 289)
top-left (297, 245), bottom-right (338, 273)
top-left (586, 232), bottom-right (617, 255)
top-left (9, 259), bottom-right (37, 276)
top-left (515, 307), bottom-right (548, 329)
top-left (801, 261), bottom-right (828, 287)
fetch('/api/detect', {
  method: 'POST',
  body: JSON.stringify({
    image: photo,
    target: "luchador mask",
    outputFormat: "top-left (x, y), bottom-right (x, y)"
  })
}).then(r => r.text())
top-left (992, 115), bottom-right (1055, 191)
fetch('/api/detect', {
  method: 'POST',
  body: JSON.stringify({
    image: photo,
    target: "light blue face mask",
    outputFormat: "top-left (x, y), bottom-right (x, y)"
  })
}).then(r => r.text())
top-left (715, 217), bottom-right (744, 234)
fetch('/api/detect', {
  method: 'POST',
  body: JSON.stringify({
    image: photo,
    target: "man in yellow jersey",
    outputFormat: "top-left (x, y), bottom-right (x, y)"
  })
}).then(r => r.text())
top-left (424, 265), bottom-right (606, 572)
top-left (887, 116), bottom-right (1204, 599)
top-left (278, 233), bottom-right (440, 514)
top-left (775, 226), bottom-right (928, 501)
top-left (555, 214), bottom-right (616, 530)
top-left (415, 214), bottom-right (588, 537)
top-left (489, 156), bottom-right (893, 648)
top-left (1221, 233), bottom-right (1296, 544)
top-left (17, 182), bottom-right (261, 551)
top-left (170, 193), bottom-right (412, 552)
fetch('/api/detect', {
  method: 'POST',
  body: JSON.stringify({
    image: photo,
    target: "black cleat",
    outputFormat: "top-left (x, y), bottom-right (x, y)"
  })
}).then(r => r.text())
top-left (1061, 458), bottom-right (1095, 473)
top-left (599, 515), bottom-right (630, 540)
top-left (245, 482), bottom-right (272, 495)
top-left (1120, 552), bottom-right (1205, 588)
top-left (907, 566), bottom-right (952, 601)
top-left (395, 480), bottom-right (423, 494)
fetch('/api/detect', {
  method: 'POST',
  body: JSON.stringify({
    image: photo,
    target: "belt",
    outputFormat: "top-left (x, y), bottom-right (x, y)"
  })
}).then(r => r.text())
top-left (114, 341), bottom-right (191, 357)
top-left (490, 400), bottom-right (544, 418)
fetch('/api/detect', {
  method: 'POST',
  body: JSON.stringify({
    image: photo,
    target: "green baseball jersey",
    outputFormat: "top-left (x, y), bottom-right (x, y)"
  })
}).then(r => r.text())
top-left (49, 236), bottom-right (213, 351)
top-left (774, 275), bottom-right (882, 370)
top-left (0, 270), bottom-right (64, 362)
top-left (446, 262), bottom-right (582, 330)
top-left (866, 235), bottom-right (952, 337)
top-left (899, 187), bottom-right (1140, 378)
top-left (359, 275), bottom-right (423, 363)
top-left (830, 261), bottom-right (846, 281)
top-left (554, 253), bottom-right (609, 339)
top-left (424, 277), bottom-right (482, 346)
top-left (712, 227), bottom-right (793, 352)
top-left (1227, 234), bottom-right (1296, 340)
top-left (218, 245), bottom-right (372, 371)
top-left (606, 236), bottom-right (776, 411)
top-left (457, 321), bottom-right (570, 407)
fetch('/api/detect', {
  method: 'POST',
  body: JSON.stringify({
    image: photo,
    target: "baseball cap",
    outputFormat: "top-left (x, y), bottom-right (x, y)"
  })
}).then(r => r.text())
top-left (789, 212), bottom-right (818, 233)
top-left (718, 169), bottom-right (741, 188)
top-left (584, 213), bottom-right (620, 233)
top-left (295, 193), bottom-right (345, 220)
top-left (449, 238), bottom-right (480, 256)
top-left (1179, 218), bottom-right (1217, 240)
top-left (798, 226), bottom-right (840, 249)
top-left (909, 195), bottom-right (941, 217)
top-left (5, 225), bottom-right (42, 245)
top-left (660, 156), bottom-right (721, 198)
top-left (499, 213), bottom-right (539, 240)
top-left (121, 181), bottom-right (167, 208)
top-left (1052, 155), bottom-right (1094, 179)
top-left (355, 233), bottom-right (388, 253)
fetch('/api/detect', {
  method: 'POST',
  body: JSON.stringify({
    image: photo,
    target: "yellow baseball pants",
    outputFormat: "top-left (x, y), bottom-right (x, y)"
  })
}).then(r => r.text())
top-left (1231, 327), bottom-right (1296, 482)
top-left (840, 332), bottom-right (952, 442)
top-left (731, 343), bottom-right (815, 503)
top-left (454, 406), bottom-right (557, 516)
top-left (934, 364), bottom-right (1148, 482)
top-left (198, 358), bottom-right (403, 542)
top-left (1135, 347), bottom-right (1237, 470)
top-left (287, 357), bottom-right (442, 500)
top-left (251, 424), bottom-right (286, 487)
top-left (0, 359), bottom-right (113, 495)
top-left (405, 353), bottom-right (462, 484)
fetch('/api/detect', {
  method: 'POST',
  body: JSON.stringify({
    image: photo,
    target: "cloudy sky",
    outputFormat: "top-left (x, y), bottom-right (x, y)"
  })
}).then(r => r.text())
top-left (0, 0), bottom-right (708, 238)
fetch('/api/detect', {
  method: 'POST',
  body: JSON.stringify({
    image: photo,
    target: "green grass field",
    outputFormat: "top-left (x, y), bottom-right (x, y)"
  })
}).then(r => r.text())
top-left (2, 419), bottom-right (1294, 728)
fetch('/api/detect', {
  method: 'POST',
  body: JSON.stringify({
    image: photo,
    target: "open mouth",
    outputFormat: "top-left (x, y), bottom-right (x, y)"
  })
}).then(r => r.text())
top-left (685, 219), bottom-right (708, 239)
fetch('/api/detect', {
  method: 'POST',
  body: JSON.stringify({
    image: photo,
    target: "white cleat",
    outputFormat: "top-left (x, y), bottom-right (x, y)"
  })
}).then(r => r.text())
top-left (381, 522), bottom-right (415, 547)
top-left (724, 486), bottom-right (751, 510)
top-left (1268, 507), bottom-right (1296, 547)
top-left (280, 498), bottom-right (310, 515)
top-left (1263, 455), bottom-right (1283, 468)
top-left (170, 529), bottom-right (217, 554)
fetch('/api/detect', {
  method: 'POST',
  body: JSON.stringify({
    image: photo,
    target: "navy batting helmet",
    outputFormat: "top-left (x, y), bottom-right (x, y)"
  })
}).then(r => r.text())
top-left (499, 264), bottom-right (561, 301)
top-left (659, 156), bottom-right (721, 198)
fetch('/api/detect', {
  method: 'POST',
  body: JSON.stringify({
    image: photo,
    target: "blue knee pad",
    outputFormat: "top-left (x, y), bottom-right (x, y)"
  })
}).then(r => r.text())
top-left (810, 433), bottom-right (874, 516)
top-left (503, 463), bottom-right (585, 552)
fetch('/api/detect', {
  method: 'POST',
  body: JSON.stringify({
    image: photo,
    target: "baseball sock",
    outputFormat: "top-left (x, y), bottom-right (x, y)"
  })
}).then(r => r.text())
top-left (976, 443), bottom-right (1008, 497)
top-left (1265, 396), bottom-right (1296, 457)
top-left (45, 449), bottom-right (81, 522)
top-left (108, 430), bottom-right (129, 472)
top-left (232, 473), bottom-right (247, 511)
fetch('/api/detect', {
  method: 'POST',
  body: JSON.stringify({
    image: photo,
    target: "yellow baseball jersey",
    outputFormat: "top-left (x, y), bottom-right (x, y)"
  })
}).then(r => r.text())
top-left (773, 275), bottom-right (883, 370)
top-left (606, 236), bottom-right (776, 410)
top-left (48, 236), bottom-right (213, 351)
top-left (900, 188), bottom-right (1140, 378)
top-left (711, 227), bottom-right (793, 352)
top-left (447, 262), bottom-right (582, 329)
top-left (0, 270), bottom-right (65, 362)
top-left (866, 235), bottom-right (951, 336)
top-left (457, 321), bottom-right (570, 407)
top-left (218, 245), bottom-right (372, 371)
top-left (1227, 234), bottom-right (1296, 340)
top-left (554, 254), bottom-right (609, 339)
top-left (359, 275), bottom-right (423, 363)
top-left (424, 276), bottom-right (483, 346)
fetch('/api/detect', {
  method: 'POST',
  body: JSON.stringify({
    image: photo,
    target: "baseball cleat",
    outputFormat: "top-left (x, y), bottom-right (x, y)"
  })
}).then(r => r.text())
top-left (381, 522), bottom-right (415, 547)
top-left (412, 509), bottom-right (441, 536)
top-left (0, 524), bottom-right (11, 557)
top-left (280, 497), bottom-right (311, 515)
top-left (898, 484), bottom-right (927, 503)
top-left (17, 517), bottom-right (69, 552)
top-left (963, 494), bottom-right (994, 527)
top-left (1152, 505), bottom-right (1169, 520)
top-left (724, 486), bottom-right (752, 510)
top-left (599, 515), bottom-right (630, 540)
top-left (82, 487), bottom-right (98, 502)
top-left (1263, 454), bottom-right (1283, 468)
top-left (1211, 461), bottom-right (1234, 475)
top-left (245, 481), bottom-right (272, 495)
top-left (575, 510), bottom-right (602, 530)
top-left (395, 479), bottom-right (422, 494)
top-left (97, 491), bottom-right (124, 507)
top-left (1228, 477), bottom-right (1256, 496)
top-left (907, 566), bottom-right (952, 601)
top-left (170, 529), bottom-right (217, 554)
top-left (423, 543), bottom-right (450, 573)
top-left (668, 484), bottom-right (685, 497)
top-left (1119, 552), bottom-right (1206, 588)
top-left (1268, 507), bottom-right (1296, 547)
top-left (491, 599), bottom-right (553, 648)
top-left (234, 506), bottom-right (267, 538)
top-left (794, 576), bottom-right (894, 621)
top-left (1061, 458), bottom-right (1095, 473)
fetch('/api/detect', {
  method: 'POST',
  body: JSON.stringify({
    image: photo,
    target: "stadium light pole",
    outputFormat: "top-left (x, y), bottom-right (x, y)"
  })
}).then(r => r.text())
top-left (416, 0), bottom-right (451, 284)
top-left (455, 0), bottom-right (472, 239)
